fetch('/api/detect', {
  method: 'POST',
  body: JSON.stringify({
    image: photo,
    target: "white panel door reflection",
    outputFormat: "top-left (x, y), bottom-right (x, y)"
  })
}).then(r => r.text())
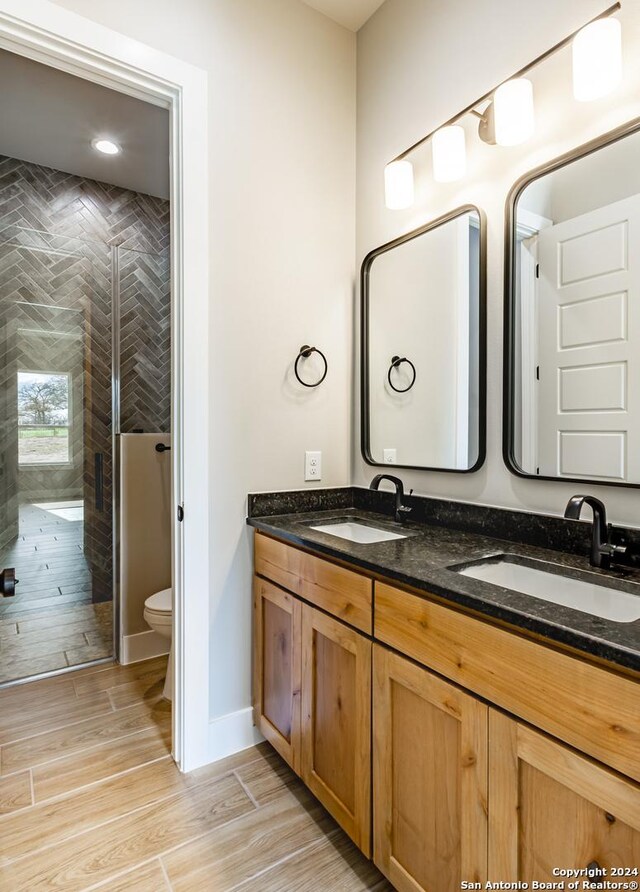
top-left (535, 194), bottom-right (640, 482)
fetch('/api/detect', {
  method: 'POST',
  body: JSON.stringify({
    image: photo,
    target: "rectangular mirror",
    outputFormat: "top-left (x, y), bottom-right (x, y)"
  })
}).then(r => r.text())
top-left (361, 206), bottom-right (486, 472)
top-left (505, 121), bottom-right (640, 487)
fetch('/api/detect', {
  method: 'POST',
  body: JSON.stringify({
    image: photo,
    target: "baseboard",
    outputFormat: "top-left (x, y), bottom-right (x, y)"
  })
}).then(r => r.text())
top-left (121, 629), bottom-right (169, 665)
top-left (207, 707), bottom-right (264, 763)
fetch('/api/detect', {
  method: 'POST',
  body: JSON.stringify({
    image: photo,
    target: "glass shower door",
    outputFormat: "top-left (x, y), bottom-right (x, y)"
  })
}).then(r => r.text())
top-left (0, 227), bottom-right (113, 684)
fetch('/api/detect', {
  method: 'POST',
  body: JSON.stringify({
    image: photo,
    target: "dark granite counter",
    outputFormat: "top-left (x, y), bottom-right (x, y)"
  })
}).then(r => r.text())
top-left (247, 497), bottom-right (640, 673)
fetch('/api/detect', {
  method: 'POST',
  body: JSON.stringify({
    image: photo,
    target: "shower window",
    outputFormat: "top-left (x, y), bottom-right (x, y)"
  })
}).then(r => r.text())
top-left (17, 370), bottom-right (71, 465)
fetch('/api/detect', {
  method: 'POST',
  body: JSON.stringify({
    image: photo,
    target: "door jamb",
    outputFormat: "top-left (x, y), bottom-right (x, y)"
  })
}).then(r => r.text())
top-left (0, 0), bottom-right (211, 772)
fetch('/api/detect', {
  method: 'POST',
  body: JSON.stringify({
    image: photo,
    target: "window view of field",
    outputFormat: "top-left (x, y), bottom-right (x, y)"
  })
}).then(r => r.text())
top-left (17, 371), bottom-right (71, 465)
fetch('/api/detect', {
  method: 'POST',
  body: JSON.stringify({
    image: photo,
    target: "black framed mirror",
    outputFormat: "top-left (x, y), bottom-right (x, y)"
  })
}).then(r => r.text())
top-left (361, 205), bottom-right (486, 472)
top-left (504, 118), bottom-right (640, 489)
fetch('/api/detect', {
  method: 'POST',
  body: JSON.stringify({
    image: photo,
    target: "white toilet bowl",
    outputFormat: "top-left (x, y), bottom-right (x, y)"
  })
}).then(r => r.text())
top-left (143, 587), bottom-right (173, 700)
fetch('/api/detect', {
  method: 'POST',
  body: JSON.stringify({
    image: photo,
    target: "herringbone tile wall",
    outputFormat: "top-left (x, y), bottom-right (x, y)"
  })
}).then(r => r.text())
top-left (0, 155), bottom-right (170, 606)
top-left (0, 155), bottom-right (169, 253)
top-left (118, 246), bottom-right (171, 434)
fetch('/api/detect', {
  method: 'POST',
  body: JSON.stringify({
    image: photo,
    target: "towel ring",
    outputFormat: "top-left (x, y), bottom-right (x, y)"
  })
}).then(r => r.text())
top-left (388, 355), bottom-right (416, 393)
top-left (294, 345), bottom-right (328, 388)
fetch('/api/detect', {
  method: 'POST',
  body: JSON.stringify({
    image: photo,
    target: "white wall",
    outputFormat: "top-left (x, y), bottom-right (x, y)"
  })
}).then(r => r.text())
top-left (548, 132), bottom-right (640, 223)
top-left (48, 0), bottom-right (640, 750)
top-left (355, 0), bottom-right (640, 528)
top-left (119, 434), bottom-right (171, 662)
top-left (369, 217), bottom-right (461, 467)
top-left (51, 0), bottom-right (356, 722)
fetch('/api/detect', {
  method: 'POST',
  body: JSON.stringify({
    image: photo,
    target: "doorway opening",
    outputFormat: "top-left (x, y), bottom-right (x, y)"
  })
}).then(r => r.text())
top-left (0, 0), bottom-right (210, 772)
top-left (0, 48), bottom-right (172, 689)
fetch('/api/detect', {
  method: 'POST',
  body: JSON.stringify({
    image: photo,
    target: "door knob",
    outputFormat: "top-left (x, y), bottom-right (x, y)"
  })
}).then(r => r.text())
top-left (0, 567), bottom-right (18, 597)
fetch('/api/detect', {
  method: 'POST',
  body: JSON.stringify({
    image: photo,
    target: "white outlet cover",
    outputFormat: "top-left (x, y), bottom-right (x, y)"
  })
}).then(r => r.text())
top-left (305, 450), bottom-right (322, 481)
top-left (383, 449), bottom-right (397, 464)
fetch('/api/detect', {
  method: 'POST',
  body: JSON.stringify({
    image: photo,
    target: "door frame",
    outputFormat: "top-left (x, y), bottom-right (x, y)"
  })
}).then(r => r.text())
top-left (515, 211), bottom-right (551, 476)
top-left (0, 0), bottom-right (211, 772)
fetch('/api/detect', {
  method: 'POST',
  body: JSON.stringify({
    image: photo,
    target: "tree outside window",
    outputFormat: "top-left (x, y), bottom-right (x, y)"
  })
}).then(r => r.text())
top-left (17, 372), bottom-right (71, 465)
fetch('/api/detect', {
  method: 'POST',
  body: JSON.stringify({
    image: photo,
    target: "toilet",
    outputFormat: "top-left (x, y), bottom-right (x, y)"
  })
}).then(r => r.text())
top-left (143, 587), bottom-right (173, 700)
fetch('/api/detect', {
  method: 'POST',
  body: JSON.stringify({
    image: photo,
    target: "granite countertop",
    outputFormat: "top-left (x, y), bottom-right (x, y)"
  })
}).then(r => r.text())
top-left (247, 506), bottom-right (640, 673)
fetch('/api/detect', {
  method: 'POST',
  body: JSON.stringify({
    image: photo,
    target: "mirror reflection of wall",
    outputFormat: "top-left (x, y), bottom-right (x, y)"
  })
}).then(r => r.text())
top-left (364, 208), bottom-right (483, 471)
top-left (511, 128), bottom-right (640, 485)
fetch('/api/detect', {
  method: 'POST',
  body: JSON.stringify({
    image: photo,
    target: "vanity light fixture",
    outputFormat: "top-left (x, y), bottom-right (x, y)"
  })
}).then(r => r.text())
top-left (573, 17), bottom-right (622, 101)
top-left (432, 125), bottom-right (466, 183)
top-left (383, 1), bottom-right (621, 209)
top-left (91, 138), bottom-right (121, 155)
top-left (384, 159), bottom-right (414, 210)
top-left (493, 78), bottom-right (535, 147)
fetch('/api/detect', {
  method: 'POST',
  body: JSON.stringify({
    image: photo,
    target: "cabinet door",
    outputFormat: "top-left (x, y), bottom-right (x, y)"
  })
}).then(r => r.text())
top-left (253, 576), bottom-right (302, 772)
top-left (301, 604), bottom-right (372, 856)
top-left (489, 709), bottom-right (640, 885)
top-left (373, 645), bottom-right (488, 892)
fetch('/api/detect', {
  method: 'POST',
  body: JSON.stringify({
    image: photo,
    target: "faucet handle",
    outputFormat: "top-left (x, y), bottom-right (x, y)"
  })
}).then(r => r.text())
top-left (605, 543), bottom-right (627, 556)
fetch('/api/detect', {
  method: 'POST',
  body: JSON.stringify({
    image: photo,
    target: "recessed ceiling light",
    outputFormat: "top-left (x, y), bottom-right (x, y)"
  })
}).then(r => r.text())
top-left (92, 138), bottom-right (121, 155)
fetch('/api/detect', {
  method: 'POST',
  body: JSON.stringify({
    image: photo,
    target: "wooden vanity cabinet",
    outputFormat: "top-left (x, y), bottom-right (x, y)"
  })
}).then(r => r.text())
top-left (253, 533), bottom-right (373, 854)
top-left (373, 645), bottom-right (488, 892)
top-left (301, 605), bottom-right (372, 855)
top-left (253, 576), bottom-right (302, 772)
top-left (488, 710), bottom-right (640, 884)
top-left (253, 532), bottom-right (640, 886)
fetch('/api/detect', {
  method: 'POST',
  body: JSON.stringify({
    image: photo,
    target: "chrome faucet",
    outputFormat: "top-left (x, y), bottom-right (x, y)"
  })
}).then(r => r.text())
top-left (369, 474), bottom-right (412, 523)
top-left (564, 495), bottom-right (627, 570)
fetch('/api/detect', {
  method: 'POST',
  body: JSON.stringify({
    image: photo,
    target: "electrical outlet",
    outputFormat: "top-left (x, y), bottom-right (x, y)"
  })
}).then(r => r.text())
top-left (383, 448), bottom-right (397, 464)
top-left (305, 450), bottom-right (322, 481)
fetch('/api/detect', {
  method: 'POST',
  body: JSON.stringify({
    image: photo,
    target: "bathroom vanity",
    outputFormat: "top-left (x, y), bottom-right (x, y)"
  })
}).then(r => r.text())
top-left (248, 494), bottom-right (640, 892)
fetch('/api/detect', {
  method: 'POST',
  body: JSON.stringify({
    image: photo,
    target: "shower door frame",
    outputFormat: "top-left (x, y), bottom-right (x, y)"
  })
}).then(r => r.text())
top-left (0, 0), bottom-right (211, 773)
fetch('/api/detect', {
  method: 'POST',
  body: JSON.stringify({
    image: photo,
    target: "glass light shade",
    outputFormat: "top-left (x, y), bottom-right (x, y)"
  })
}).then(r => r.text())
top-left (432, 125), bottom-right (466, 183)
top-left (494, 78), bottom-right (535, 147)
top-left (572, 18), bottom-right (622, 102)
top-left (384, 160), bottom-right (414, 209)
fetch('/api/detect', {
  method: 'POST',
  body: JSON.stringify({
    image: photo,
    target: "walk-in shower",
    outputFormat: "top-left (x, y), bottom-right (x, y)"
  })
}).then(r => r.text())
top-left (0, 155), bottom-right (170, 685)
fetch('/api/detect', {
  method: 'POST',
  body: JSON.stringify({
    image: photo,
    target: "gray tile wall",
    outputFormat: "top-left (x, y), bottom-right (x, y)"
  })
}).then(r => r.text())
top-left (0, 156), bottom-right (170, 600)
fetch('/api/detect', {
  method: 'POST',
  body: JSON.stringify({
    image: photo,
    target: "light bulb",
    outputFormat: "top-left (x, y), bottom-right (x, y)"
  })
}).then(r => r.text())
top-left (432, 125), bottom-right (466, 183)
top-left (92, 138), bottom-right (121, 155)
top-left (493, 78), bottom-right (535, 147)
top-left (384, 160), bottom-right (414, 210)
top-left (573, 18), bottom-right (622, 102)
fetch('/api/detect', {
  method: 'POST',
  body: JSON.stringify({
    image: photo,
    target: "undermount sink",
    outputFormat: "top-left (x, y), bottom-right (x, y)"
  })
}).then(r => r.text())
top-left (309, 521), bottom-right (406, 544)
top-left (454, 555), bottom-right (640, 623)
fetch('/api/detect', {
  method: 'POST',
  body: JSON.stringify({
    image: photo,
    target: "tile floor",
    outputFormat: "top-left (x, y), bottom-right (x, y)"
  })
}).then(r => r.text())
top-left (0, 501), bottom-right (112, 684)
top-left (0, 656), bottom-right (391, 891)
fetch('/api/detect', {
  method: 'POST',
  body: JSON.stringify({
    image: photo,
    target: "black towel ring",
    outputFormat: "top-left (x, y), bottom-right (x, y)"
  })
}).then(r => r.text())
top-left (294, 345), bottom-right (328, 388)
top-left (387, 355), bottom-right (416, 393)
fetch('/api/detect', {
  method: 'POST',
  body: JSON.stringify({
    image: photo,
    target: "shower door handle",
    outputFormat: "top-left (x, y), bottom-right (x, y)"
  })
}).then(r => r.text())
top-left (95, 453), bottom-right (104, 511)
top-left (0, 567), bottom-right (17, 597)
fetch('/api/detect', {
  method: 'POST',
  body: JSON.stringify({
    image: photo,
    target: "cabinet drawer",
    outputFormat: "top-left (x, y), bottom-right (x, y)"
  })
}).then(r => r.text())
top-left (375, 581), bottom-right (640, 783)
top-left (255, 533), bottom-right (372, 634)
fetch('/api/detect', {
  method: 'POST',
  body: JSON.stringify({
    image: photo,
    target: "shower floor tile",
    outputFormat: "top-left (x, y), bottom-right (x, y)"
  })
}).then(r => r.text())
top-left (0, 501), bottom-right (112, 685)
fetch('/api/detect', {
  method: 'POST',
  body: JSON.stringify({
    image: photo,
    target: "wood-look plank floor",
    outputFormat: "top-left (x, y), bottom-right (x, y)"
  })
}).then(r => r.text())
top-left (0, 657), bottom-right (392, 891)
top-left (0, 502), bottom-right (112, 684)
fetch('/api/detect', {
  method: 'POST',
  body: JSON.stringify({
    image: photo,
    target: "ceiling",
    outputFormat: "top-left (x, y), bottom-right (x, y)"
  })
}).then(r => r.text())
top-left (0, 49), bottom-right (170, 199)
top-left (301, 0), bottom-right (386, 31)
